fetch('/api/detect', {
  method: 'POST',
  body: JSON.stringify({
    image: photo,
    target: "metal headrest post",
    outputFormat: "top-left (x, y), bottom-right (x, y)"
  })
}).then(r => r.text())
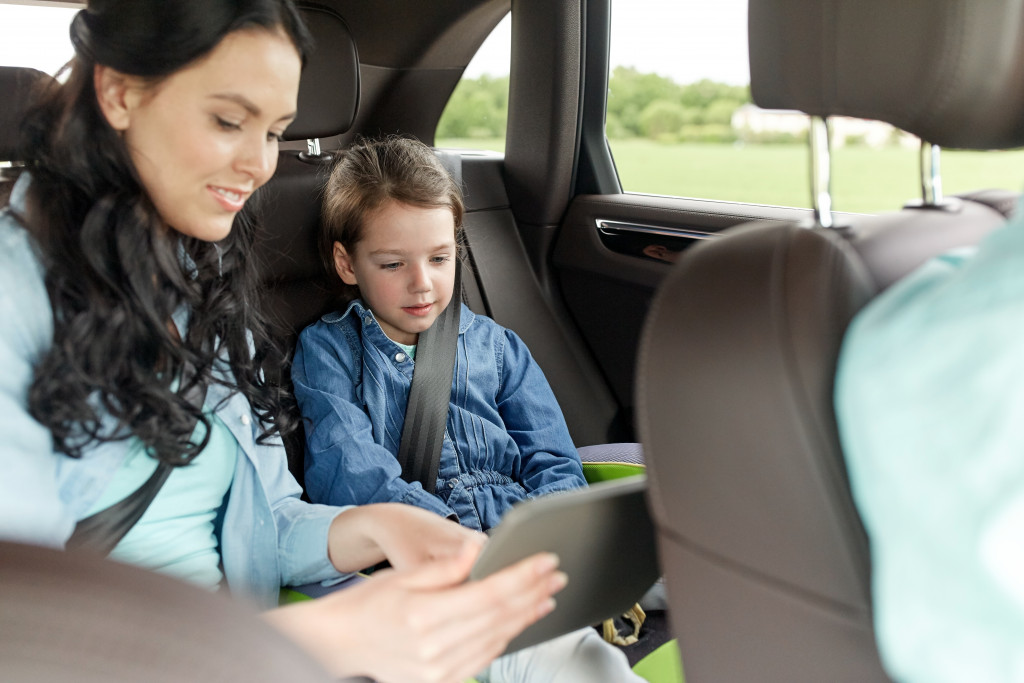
top-left (300, 137), bottom-right (333, 164)
top-left (919, 141), bottom-right (943, 206)
top-left (809, 116), bottom-right (834, 229)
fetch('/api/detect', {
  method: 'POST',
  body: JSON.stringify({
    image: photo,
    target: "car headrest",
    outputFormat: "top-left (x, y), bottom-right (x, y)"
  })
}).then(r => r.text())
top-left (284, 4), bottom-right (360, 142)
top-left (0, 66), bottom-right (55, 162)
top-left (749, 0), bottom-right (1024, 150)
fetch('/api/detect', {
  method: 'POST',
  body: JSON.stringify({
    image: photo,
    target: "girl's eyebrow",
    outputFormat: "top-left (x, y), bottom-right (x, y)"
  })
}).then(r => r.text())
top-left (367, 243), bottom-right (456, 257)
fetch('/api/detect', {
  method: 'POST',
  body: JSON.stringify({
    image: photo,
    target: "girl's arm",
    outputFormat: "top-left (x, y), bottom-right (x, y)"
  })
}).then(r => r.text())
top-left (496, 329), bottom-right (587, 497)
top-left (291, 325), bottom-right (458, 519)
top-left (325, 502), bottom-right (484, 573)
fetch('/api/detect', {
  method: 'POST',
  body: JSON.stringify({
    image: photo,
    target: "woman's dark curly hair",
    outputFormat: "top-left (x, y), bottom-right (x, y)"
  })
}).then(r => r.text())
top-left (10, 0), bottom-right (312, 465)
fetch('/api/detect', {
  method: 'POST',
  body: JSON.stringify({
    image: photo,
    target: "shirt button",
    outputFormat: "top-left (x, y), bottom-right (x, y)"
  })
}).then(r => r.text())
top-left (363, 315), bottom-right (373, 325)
top-left (395, 352), bottom-right (407, 363)
top-left (448, 478), bottom-right (459, 489)
top-left (240, 414), bottom-right (251, 426)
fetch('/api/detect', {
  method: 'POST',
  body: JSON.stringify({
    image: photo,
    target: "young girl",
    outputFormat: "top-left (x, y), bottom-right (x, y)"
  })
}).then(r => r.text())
top-left (0, 2), bottom-right (566, 681)
top-left (292, 136), bottom-right (644, 681)
top-left (293, 136), bottom-right (587, 529)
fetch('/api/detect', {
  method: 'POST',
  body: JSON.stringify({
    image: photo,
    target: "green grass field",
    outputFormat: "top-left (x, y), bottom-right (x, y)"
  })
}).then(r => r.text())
top-left (436, 137), bottom-right (1024, 214)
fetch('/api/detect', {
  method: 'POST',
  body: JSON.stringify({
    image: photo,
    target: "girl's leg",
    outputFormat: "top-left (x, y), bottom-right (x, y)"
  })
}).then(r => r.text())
top-left (477, 627), bottom-right (645, 683)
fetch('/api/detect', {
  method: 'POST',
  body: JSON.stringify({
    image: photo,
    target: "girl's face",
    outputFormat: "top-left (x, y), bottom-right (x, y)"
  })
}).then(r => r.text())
top-left (333, 200), bottom-right (457, 345)
top-left (95, 28), bottom-right (301, 242)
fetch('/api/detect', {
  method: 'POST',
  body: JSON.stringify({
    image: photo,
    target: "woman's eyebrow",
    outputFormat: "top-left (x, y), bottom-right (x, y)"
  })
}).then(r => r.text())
top-left (209, 93), bottom-right (296, 122)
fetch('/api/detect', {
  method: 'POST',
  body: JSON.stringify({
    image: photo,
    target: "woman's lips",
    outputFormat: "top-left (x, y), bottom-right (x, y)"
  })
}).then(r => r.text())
top-left (209, 185), bottom-right (247, 212)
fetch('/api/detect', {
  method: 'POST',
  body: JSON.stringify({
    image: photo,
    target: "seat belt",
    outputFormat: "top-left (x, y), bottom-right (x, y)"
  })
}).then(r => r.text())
top-left (395, 259), bottom-right (462, 493)
top-left (394, 151), bottom-right (464, 493)
top-left (67, 376), bottom-right (210, 555)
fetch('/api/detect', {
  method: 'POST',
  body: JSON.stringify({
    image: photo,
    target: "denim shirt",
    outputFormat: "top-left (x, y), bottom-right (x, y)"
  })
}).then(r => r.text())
top-left (0, 175), bottom-right (349, 609)
top-left (293, 299), bottom-right (586, 531)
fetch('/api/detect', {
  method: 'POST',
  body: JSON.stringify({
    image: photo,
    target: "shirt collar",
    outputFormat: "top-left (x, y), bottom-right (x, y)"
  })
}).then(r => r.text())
top-left (329, 298), bottom-right (475, 336)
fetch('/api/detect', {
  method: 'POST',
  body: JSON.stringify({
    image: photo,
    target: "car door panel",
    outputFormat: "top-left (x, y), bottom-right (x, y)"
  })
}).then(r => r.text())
top-left (553, 193), bottom-right (813, 419)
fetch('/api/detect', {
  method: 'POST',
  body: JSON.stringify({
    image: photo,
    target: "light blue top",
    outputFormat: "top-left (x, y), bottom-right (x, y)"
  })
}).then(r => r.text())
top-left (88, 412), bottom-right (237, 590)
top-left (0, 175), bottom-right (351, 608)
top-left (835, 199), bottom-right (1024, 682)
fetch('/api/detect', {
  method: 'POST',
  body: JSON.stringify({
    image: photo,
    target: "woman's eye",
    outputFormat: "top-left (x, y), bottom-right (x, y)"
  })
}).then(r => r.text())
top-left (215, 116), bottom-right (242, 131)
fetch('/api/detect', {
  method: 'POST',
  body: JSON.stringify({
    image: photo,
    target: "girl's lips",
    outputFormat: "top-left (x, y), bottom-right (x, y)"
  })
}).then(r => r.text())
top-left (402, 303), bottom-right (433, 317)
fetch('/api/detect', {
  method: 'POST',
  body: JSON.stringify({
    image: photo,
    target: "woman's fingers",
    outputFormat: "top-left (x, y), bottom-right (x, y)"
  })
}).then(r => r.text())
top-left (389, 551), bottom-right (566, 666)
top-left (394, 539), bottom-right (481, 590)
top-left (266, 550), bottom-right (567, 683)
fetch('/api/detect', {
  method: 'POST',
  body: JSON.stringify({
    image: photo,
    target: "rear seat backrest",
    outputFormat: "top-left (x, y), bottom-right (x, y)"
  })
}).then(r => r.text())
top-left (0, 67), bottom-right (54, 164)
top-left (253, 5), bottom-right (359, 480)
top-left (257, 7), bottom-right (628, 484)
top-left (637, 0), bottom-right (1024, 680)
top-left (256, 3), bottom-right (359, 340)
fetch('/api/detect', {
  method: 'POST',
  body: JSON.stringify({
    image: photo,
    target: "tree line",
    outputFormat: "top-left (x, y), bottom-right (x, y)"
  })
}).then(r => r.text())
top-left (437, 66), bottom-right (752, 143)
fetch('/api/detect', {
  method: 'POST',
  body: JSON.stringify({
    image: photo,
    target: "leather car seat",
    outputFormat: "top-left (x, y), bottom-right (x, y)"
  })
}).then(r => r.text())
top-left (635, 0), bottom-right (1024, 680)
top-left (251, 4), bottom-right (360, 481)
top-left (0, 66), bottom-right (54, 165)
top-left (255, 4), bottom-right (640, 485)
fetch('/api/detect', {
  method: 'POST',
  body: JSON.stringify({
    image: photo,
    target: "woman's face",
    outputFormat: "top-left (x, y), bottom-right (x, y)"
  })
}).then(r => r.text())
top-left (97, 28), bottom-right (301, 242)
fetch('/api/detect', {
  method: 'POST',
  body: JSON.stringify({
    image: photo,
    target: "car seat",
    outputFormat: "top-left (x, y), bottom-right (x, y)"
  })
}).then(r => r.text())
top-left (0, 66), bottom-right (54, 167)
top-left (255, 5), bottom-right (643, 486)
top-left (635, 0), bottom-right (1024, 680)
top-left (0, 541), bottom-right (335, 683)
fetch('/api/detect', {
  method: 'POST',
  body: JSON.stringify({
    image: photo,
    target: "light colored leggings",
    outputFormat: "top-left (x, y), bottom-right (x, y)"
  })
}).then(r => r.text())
top-left (478, 627), bottom-right (646, 683)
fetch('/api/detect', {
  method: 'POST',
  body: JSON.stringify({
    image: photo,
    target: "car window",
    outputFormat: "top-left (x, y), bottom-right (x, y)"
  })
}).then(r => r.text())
top-left (607, 0), bottom-right (1024, 213)
top-left (0, 3), bottom-right (77, 74)
top-left (435, 13), bottom-right (509, 153)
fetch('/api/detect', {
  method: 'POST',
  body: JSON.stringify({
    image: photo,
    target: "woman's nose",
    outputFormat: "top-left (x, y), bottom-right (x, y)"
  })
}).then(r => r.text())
top-left (236, 138), bottom-right (277, 185)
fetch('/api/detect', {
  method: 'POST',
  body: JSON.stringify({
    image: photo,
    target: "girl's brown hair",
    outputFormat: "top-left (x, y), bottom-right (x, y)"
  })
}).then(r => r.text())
top-left (321, 136), bottom-right (464, 297)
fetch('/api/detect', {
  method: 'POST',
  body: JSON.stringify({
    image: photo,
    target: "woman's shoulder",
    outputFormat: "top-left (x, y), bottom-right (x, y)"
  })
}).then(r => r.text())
top-left (0, 192), bottom-right (52, 344)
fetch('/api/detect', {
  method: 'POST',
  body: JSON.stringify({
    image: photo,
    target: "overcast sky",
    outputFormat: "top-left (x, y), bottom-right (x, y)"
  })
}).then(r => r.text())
top-left (466, 0), bottom-right (750, 86)
top-left (1, 0), bottom-right (750, 86)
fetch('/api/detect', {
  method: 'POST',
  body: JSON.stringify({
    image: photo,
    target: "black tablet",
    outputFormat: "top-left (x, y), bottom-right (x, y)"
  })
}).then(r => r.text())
top-left (469, 475), bottom-right (659, 654)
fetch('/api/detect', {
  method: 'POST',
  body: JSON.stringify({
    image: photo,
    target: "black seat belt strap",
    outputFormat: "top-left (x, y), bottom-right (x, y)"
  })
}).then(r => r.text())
top-left (395, 150), bottom-right (464, 494)
top-left (67, 377), bottom-right (210, 555)
top-left (395, 259), bottom-right (462, 493)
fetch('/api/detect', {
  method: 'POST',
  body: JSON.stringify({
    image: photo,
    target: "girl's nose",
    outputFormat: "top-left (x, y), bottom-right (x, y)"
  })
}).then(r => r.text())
top-left (409, 263), bottom-right (431, 292)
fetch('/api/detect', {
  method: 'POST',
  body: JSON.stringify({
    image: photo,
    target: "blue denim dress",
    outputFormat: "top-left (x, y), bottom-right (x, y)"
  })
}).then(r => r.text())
top-left (293, 300), bottom-right (586, 531)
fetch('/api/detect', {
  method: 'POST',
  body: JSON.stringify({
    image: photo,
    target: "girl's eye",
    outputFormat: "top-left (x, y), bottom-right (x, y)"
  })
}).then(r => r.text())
top-left (267, 130), bottom-right (285, 143)
top-left (215, 116), bottom-right (242, 131)
top-left (381, 262), bottom-right (401, 271)
top-left (430, 255), bottom-right (452, 264)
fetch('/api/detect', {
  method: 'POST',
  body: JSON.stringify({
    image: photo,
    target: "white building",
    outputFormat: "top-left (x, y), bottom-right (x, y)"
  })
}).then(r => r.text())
top-left (731, 104), bottom-right (918, 148)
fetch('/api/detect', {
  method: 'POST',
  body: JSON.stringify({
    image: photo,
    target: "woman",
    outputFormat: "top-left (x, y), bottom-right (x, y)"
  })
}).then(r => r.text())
top-left (0, 2), bottom-right (563, 681)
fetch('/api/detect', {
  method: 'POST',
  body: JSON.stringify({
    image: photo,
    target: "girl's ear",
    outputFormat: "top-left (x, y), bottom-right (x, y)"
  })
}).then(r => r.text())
top-left (94, 64), bottom-right (141, 132)
top-left (333, 242), bottom-right (358, 285)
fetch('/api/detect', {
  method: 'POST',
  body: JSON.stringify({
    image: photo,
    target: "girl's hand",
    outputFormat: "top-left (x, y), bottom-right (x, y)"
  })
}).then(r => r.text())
top-left (264, 543), bottom-right (566, 683)
top-left (327, 503), bottom-right (486, 573)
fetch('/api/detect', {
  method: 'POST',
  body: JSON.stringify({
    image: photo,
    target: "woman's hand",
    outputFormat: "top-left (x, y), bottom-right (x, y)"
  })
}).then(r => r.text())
top-left (326, 503), bottom-right (486, 573)
top-left (264, 543), bottom-right (567, 683)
